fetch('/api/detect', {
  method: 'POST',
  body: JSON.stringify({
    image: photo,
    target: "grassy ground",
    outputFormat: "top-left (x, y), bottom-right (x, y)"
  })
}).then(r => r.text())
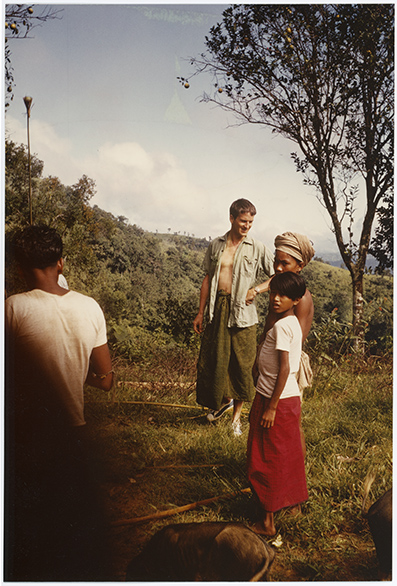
top-left (85, 352), bottom-right (392, 581)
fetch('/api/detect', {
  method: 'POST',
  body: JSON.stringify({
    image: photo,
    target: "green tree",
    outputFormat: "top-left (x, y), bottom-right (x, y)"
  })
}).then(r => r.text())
top-left (5, 139), bottom-right (44, 226)
top-left (5, 141), bottom-right (98, 233)
top-left (370, 190), bottom-right (393, 273)
top-left (187, 4), bottom-right (394, 351)
top-left (5, 5), bottom-right (62, 107)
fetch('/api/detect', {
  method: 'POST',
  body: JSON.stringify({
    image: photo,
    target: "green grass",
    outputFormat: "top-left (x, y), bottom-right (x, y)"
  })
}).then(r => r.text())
top-left (85, 356), bottom-right (392, 581)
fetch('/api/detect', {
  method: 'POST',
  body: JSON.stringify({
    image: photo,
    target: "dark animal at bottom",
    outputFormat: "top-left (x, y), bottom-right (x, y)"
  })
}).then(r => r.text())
top-left (362, 474), bottom-right (392, 580)
top-left (364, 489), bottom-right (392, 580)
top-left (125, 522), bottom-right (275, 581)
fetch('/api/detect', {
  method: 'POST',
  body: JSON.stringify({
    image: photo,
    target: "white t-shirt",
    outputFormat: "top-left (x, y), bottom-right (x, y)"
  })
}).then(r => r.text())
top-left (256, 314), bottom-right (302, 400)
top-left (6, 289), bottom-right (108, 426)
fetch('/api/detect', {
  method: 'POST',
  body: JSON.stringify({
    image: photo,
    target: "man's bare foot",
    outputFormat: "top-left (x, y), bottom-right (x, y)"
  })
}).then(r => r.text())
top-left (250, 520), bottom-right (276, 537)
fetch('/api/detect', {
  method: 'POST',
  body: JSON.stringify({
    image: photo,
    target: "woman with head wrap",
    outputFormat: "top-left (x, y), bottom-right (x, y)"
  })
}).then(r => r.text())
top-left (248, 231), bottom-right (315, 393)
top-left (246, 231), bottom-right (315, 340)
top-left (269, 232), bottom-right (314, 340)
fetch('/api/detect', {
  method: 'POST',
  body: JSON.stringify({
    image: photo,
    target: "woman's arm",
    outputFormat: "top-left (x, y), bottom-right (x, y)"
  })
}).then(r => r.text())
top-left (245, 277), bottom-right (272, 305)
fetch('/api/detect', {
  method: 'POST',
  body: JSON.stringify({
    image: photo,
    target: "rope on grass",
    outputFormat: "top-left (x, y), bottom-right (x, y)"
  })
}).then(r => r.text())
top-left (87, 399), bottom-right (249, 413)
top-left (117, 381), bottom-right (194, 389)
top-left (110, 487), bottom-right (252, 528)
top-left (113, 400), bottom-right (249, 413)
top-left (86, 399), bottom-right (201, 410)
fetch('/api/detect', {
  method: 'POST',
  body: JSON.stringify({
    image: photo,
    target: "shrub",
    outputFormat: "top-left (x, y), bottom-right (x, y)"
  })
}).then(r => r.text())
top-left (108, 321), bottom-right (169, 362)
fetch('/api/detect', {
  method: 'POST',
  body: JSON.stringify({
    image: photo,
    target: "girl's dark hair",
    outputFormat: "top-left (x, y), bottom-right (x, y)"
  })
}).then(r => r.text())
top-left (270, 272), bottom-right (306, 300)
top-left (13, 225), bottom-right (63, 269)
top-left (229, 198), bottom-right (257, 219)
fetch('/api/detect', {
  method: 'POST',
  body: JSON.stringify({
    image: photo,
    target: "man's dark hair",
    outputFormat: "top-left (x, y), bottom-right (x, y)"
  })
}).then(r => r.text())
top-left (270, 272), bottom-right (306, 300)
top-left (13, 225), bottom-right (63, 270)
top-left (230, 199), bottom-right (257, 219)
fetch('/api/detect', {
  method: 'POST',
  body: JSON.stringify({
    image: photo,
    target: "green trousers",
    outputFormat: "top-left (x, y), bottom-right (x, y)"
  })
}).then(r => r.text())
top-left (196, 291), bottom-right (257, 411)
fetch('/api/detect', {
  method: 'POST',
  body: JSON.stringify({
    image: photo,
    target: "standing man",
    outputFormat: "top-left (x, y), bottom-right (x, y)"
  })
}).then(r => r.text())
top-left (193, 199), bottom-right (273, 436)
top-left (5, 225), bottom-right (114, 581)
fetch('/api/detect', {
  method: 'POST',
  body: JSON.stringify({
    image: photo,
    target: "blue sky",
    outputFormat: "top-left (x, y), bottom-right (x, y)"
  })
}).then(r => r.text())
top-left (5, 3), bottom-right (343, 254)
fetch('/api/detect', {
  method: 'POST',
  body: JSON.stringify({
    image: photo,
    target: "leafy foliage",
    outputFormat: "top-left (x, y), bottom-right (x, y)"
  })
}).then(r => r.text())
top-left (370, 190), bottom-right (394, 272)
top-left (302, 261), bottom-right (393, 356)
top-left (5, 140), bottom-right (43, 225)
top-left (187, 4), bottom-right (394, 349)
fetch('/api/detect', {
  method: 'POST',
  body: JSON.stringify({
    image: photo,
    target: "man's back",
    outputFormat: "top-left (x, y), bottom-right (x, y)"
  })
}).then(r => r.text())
top-left (5, 225), bottom-right (114, 580)
top-left (6, 288), bottom-right (107, 427)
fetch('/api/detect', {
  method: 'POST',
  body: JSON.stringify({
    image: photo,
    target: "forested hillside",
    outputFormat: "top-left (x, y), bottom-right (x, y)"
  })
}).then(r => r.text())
top-left (5, 140), bottom-right (392, 359)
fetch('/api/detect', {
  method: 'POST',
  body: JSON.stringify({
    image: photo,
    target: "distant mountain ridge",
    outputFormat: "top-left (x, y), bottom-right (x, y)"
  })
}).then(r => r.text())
top-left (152, 232), bottom-right (382, 272)
top-left (315, 252), bottom-right (380, 271)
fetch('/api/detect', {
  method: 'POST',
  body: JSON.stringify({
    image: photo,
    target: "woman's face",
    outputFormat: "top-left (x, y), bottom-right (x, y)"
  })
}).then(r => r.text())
top-left (274, 250), bottom-right (303, 274)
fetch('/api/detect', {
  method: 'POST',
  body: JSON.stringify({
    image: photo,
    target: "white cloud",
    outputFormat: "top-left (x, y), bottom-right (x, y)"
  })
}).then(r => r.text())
top-left (98, 142), bottom-right (154, 175)
top-left (86, 141), bottom-right (210, 234)
top-left (5, 115), bottom-right (80, 183)
top-left (5, 115), bottom-right (209, 232)
top-left (4, 114), bottom-right (339, 249)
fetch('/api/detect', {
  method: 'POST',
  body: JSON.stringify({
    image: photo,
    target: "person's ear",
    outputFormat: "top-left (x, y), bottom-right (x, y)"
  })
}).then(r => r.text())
top-left (57, 258), bottom-right (64, 274)
top-left (293, 298), bottom-right (301, 306)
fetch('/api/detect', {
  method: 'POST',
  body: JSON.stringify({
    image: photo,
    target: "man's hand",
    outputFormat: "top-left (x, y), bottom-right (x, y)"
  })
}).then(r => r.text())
top-left (245, 288), bottom-right (257, 305)
top-left (193, 312), bottom-right (204, 334)
top-left (260, 406), bottom-right (277, 428)
top-left (194, 274), bottom-right (209, 334)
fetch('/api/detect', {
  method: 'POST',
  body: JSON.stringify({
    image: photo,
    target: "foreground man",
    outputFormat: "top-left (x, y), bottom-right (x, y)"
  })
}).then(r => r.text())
top-left (5, 225), bottom-right (113, 581)
top-left (193, 199), bottom-right (273, 436)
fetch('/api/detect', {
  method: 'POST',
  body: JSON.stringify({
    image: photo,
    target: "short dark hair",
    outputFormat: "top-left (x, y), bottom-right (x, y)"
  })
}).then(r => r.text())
top-left (13, 225), bottom-right (63, 270)
top-left (229, 199), bottom-right (257, 219)
top-left (270, 272), bottom-right (306, 300)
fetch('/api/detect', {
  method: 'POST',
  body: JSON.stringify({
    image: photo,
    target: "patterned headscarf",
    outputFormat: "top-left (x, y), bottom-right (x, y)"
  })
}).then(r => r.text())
top-left (274, 232), bottom-right (315, 267)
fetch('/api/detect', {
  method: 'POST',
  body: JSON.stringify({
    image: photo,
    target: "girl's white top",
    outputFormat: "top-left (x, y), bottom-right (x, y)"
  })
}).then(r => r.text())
top-left (256, 314), bottom-right (302, 399)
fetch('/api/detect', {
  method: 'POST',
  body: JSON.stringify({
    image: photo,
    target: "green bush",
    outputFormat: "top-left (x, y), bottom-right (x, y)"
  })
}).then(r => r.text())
top-left (108, 321), bottom-right (169, 362)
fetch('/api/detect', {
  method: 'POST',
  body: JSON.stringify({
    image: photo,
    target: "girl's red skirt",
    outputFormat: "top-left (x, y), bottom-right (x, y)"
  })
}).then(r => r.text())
top-left (247, 393), bottom-right (308, 513)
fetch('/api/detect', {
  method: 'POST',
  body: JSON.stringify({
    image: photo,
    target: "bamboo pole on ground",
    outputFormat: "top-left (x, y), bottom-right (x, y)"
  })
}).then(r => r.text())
top-left (144, 464), bottom-right (223, 470)
top-left (110, 487), bottom-right (252, 528)
top-left (112, 400), bottom-right (200, 409)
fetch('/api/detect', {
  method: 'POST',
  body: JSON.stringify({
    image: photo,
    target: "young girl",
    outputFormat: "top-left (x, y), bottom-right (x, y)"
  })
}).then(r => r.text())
top-left (247, 271), bottom-right (308, 536)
